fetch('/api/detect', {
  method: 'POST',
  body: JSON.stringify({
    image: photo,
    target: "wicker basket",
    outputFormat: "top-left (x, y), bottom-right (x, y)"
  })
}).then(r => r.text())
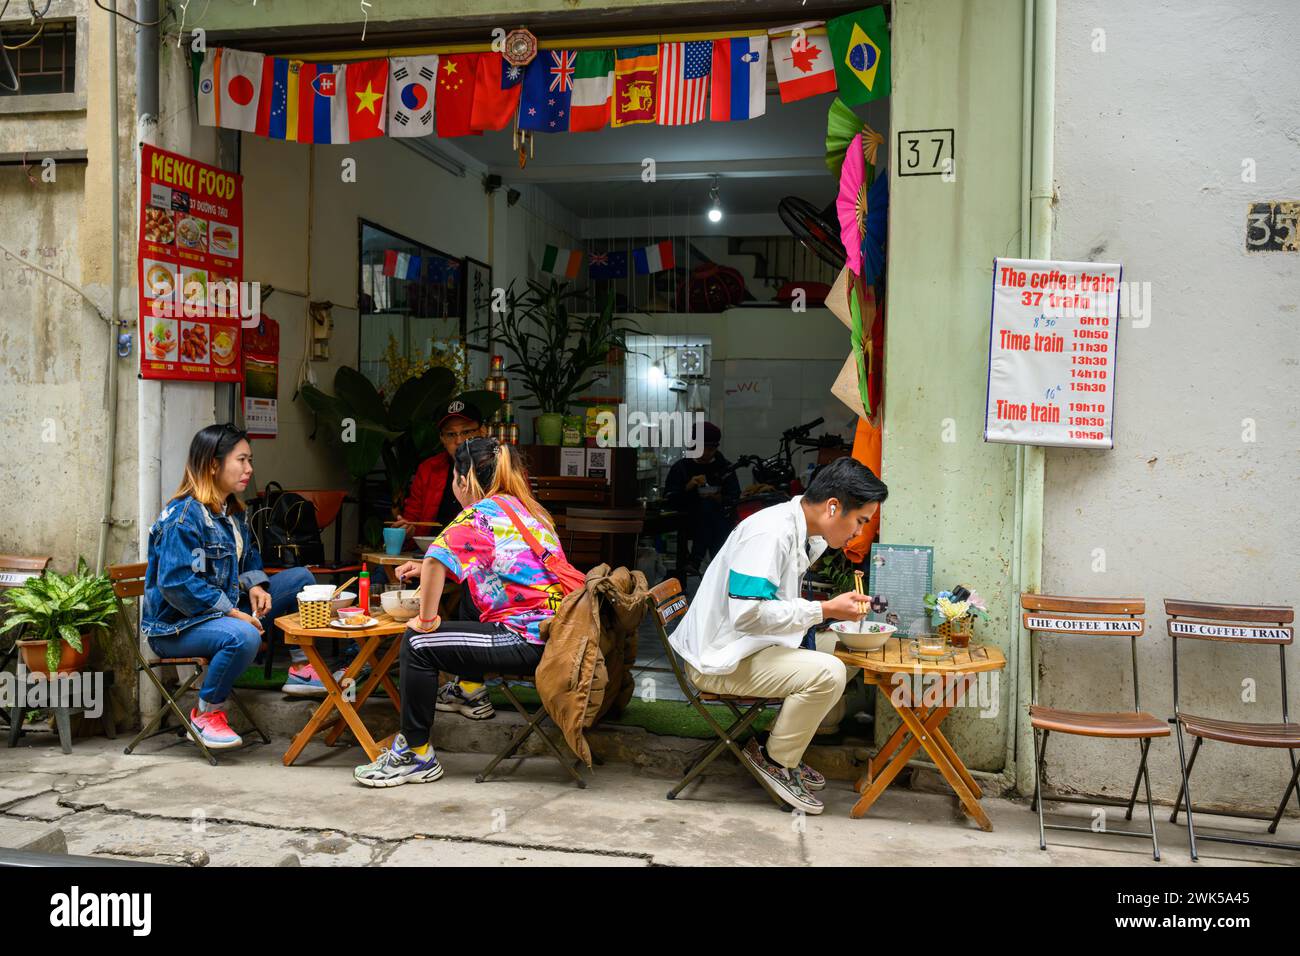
top-left (297, 597), bottom-right (334, 629)
top-left (938, 618), bottom-right (974, 647)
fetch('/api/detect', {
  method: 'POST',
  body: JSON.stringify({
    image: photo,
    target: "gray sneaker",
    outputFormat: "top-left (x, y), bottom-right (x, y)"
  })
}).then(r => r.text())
top-left (354, 734), bottom-right (444, 788)
top-left (741, 739), bottom-right (824, 814)
top-left (435, 681), bottom-right (495, 720)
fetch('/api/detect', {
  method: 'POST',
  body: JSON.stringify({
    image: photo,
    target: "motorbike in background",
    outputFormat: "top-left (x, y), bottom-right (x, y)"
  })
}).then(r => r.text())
top-left (727, 417), bottom-right (836, 522)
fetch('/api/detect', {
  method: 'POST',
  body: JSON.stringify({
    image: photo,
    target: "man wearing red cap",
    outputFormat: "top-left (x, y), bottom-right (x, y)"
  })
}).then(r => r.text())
top-left (665, 421), bottom-right (740, 573)
top-left (393, 398), bottom-right (485, 538)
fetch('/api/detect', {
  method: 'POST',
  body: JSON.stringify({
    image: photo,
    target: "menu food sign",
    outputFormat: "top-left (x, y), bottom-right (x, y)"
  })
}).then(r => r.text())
top-left (137, 144), bottom-right (244, 381)
top-left (984, 257), bottom-right (1122, 448)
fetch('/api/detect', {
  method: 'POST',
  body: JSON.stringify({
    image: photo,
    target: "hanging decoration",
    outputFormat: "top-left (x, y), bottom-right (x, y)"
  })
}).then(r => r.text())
top-left (504, 28), bottom-right (539, 68)
top-left (193, 6), bottom-right (887, 146)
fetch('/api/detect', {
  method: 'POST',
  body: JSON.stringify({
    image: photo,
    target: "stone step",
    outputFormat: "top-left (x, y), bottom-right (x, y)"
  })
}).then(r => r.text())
top-left (0, 818), bottom-right (67, 855)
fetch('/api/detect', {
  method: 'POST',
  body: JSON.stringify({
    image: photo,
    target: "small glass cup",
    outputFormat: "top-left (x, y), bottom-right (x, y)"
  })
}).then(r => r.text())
top-left (913, 629), bottom-right (949, 660)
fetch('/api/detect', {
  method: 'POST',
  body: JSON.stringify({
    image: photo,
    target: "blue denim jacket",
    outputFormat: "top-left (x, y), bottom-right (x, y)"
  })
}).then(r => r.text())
top-left (141, 495), bottom-right (271, 639)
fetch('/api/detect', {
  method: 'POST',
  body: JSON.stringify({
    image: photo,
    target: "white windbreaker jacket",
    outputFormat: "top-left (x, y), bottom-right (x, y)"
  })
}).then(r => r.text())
top-left (669, 496), bottom-right (827, 675)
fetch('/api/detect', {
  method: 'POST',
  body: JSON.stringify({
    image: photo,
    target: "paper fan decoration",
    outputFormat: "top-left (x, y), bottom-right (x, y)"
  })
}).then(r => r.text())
top-left (859, 170), bottom-right (889, 286)
top-left (826, 97), bottom-right (884, 181)
top-left (837, 132), bottom-right (868, 277)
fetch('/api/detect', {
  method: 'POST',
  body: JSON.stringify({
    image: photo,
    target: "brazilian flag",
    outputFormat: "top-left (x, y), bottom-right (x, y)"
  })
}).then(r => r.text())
top-left (827, 7), bottom-right (891, 105)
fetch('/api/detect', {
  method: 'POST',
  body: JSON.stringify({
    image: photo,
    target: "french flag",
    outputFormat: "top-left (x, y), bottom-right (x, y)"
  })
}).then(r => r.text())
top-left (710, 36), bottom-right (768, 122)
top-left (384, 250), bottom-right (423, 281)
top-left (633, 240), bottom-right (675, 275)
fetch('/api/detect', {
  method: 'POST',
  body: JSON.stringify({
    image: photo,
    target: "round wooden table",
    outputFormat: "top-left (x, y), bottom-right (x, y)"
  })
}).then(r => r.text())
top-left (834, 636), bottom-right (1007, 830)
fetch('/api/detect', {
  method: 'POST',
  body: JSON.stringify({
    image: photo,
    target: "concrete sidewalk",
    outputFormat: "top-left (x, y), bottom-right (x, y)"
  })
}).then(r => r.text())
top-left (2, 731), bottom-right (1297, 867)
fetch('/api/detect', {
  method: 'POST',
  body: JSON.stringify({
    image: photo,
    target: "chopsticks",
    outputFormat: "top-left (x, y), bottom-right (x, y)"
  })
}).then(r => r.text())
top-left (330, 576), bottom-right (358, 600)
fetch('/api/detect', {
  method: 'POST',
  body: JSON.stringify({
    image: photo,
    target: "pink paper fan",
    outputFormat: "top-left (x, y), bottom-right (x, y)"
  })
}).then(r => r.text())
top-left (837, 132), bottom-right (867, 277)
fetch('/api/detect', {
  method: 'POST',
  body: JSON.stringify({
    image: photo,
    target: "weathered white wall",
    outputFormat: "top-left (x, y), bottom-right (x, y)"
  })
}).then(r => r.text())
top-left (1044, 0), bottom-right (1300, 811)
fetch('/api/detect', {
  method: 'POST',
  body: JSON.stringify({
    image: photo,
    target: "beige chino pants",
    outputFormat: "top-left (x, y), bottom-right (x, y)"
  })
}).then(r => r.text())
top-left (687, 632), bottom-right (854, 769)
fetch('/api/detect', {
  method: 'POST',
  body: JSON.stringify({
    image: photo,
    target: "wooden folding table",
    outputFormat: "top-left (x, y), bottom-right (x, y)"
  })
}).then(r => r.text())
top-left (834, 637), bottom-right (1007, 830)
top-left (276, 611), bottom-right (408, 765)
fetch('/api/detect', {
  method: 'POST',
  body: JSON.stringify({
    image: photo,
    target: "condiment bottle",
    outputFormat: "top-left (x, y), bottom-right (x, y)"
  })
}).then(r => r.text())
top-left (358, 564), bottom-right (370, 613)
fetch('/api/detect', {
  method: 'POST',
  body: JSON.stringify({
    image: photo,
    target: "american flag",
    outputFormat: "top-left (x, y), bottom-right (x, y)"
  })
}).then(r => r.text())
top-left (657, 41), bottom-right (711, 125)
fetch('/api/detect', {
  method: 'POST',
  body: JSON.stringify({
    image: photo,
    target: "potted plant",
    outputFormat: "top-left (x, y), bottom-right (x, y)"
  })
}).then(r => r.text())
top-left (0, 559), bottom-right (122, 674)
top-left (487, 279), bottom-right (636, 445)
top-left (301, 365), bottom-right (501, 505)
top-left (923, 585), bottom-right (989, 648)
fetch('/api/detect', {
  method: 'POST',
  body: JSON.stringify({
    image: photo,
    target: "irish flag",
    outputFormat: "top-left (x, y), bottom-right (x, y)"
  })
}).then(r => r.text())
top-left (541, 245), bottom-right (582, 278)
top-left (633, 240), bottom-right (675, 275)
top-left (569, 50), bottom-right (614, 132)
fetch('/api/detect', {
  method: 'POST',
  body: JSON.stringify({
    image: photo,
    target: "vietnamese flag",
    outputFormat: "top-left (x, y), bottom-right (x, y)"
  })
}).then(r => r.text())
top-left (346, 58), bottom-right (388, 140)
top-left (470, 52), bottom-right (525, 131)
top-left (435, 53), bottom-right (481, 138)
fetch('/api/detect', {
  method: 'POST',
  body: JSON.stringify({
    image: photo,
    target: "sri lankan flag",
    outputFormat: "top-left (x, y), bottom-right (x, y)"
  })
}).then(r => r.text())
top-left (827, 7), bottom-right (890, 105)
top-left (612, 45), bottom-right (658, 127)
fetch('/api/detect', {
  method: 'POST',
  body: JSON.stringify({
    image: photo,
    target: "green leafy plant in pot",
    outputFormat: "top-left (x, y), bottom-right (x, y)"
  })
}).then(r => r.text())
top-left (486, 279), bottom-right (636, 445)
top-left (301, 366), bottom-right (501, 506)
top-left (0, 559), bottom-right (122, 674)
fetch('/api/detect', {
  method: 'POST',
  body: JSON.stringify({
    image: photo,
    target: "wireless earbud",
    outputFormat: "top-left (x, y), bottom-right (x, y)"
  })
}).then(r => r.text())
top-left (830, 505), bottom-right (837, 515)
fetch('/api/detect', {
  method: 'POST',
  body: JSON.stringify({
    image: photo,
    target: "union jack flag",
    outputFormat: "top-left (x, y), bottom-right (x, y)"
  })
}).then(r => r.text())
top-left (548, 50), bottom-right (576, 93)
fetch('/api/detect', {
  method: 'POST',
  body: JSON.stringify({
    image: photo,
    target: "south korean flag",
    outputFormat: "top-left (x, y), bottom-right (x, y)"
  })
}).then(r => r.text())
top-left (387, 55), bottom-right (438, 137)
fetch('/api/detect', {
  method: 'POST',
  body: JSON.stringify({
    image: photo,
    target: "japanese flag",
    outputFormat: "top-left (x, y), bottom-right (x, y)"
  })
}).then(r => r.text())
top-left (217, 49), bottom-right (266, 132)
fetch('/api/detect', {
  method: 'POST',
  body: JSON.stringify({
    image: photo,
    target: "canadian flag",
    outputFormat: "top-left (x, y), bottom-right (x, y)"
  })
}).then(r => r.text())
top-left (770, 23), bottom-right (837, 104)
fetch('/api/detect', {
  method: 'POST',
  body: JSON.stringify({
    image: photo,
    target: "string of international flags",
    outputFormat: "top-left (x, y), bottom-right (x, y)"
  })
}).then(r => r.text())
top-left (195, 8), bottom-right (889, 145)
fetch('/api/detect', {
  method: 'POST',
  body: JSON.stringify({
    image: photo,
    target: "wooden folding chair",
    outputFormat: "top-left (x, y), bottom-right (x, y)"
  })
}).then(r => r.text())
top-left (561, 507), bottom-right (645, 572)
top-left (1023, 594), bottom-right (1168, 859)
top-left (1166, 598), bottom-right (1299, 859)
top-left (646, 579), bottom-right (784, 807)
top-left (473, 673), bottom-right (587, 788)
top-left (111, 563), bottom-right (269, 766)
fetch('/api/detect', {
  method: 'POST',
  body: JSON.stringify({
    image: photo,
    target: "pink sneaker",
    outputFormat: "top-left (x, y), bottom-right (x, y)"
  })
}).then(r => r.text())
top-left (282, 663), bottom-right (327, 697)
top-left (189, 708), bottom-right (243, 750)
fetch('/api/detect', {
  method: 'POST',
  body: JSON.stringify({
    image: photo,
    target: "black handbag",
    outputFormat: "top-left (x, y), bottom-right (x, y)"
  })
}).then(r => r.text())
top-left (248, 482), bottom-right (325, 568)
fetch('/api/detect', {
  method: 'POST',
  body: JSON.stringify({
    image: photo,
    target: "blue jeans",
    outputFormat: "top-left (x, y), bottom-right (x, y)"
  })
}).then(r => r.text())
top-left (149, 567), bottom-right (316, 704)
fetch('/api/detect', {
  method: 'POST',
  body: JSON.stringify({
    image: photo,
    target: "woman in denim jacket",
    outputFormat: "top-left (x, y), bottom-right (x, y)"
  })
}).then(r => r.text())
top-left (142, 424), bottom-right (315, 750)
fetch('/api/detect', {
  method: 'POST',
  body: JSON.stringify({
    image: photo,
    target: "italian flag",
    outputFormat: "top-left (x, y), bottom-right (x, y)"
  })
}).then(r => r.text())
top-left (569, 51), bottom-right (614, 132)
top-left (541, 244), bottom-right (583, 278)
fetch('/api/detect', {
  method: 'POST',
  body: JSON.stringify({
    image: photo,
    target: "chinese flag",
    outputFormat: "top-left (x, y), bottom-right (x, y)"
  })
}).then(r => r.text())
top-left (435, 53), bottom-right (481, 137)
top-left (346, 58), bottom-right (388, 140)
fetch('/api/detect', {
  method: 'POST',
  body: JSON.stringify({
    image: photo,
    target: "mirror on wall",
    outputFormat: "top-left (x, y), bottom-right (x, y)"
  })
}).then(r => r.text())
top-left (356, 218), bottom-right (466, 396)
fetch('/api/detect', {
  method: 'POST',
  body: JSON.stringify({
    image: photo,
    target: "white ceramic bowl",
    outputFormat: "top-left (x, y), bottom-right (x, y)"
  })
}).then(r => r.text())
top-left (329, 591), bottom-right (356, 612)
top-left (380, 588), bottom-right (421, 622)
top-left (829, 620), bottom-right (897, 652)
top-left (413, 535), bottom-right (436, 552)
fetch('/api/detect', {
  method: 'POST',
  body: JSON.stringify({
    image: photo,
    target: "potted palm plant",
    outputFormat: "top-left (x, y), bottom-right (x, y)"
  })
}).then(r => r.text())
top-left (488, 279), bottom-right (636, 445)
top-left (0, 559), bottom-right (122, 674)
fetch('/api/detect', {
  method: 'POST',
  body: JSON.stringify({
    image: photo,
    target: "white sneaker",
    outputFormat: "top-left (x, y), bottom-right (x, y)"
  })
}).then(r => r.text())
top-left (435, 682), bottom-right (495, 720)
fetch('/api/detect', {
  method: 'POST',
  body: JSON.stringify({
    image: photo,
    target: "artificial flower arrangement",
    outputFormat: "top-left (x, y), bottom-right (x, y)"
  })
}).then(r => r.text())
top-left (923, 584), bottom-right (989, 647)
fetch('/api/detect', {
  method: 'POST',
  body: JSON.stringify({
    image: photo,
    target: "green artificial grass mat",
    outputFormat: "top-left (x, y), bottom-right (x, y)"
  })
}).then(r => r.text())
top-left (233, 667), bottom-right (773, 740)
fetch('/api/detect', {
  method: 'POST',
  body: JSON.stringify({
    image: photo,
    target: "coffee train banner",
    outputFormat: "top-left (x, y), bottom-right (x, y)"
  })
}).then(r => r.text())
top-left (137, 145), bottom-right (245, 382)
top-left (984, 258), bottom-right (1123, 449)
top-left (192, 8), bottom-right (890, 144)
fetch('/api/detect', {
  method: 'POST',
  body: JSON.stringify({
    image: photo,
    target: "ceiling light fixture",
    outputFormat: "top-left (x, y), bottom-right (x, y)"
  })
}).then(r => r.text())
top-left (708, 175), bottom-right (723, 223)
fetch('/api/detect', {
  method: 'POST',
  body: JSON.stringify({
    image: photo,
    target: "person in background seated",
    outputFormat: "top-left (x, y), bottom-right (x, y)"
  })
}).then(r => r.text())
top-left (391, 398), bottom-right (485, 545)
top-left (664, 421), bottom-right (740, 573)
top-left (667, 457), bottom-right (888, 814)
top-left (355, 437), bottom-right (567, 787)
top-left (141, 424), bottom-right (316, 750)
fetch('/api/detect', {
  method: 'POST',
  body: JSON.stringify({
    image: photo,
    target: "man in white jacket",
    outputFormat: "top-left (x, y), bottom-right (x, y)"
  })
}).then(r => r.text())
top-left (669, 457), bottom-right (888, 814)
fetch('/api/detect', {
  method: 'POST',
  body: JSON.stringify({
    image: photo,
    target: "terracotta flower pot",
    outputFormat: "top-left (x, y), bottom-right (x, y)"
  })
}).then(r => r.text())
top-left (17, 632), bottom-right (94, 675)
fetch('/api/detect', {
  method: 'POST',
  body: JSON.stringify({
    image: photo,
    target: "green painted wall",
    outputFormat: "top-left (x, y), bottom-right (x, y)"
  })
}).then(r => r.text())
top-left (877, 0), bottom-right (1028, 773)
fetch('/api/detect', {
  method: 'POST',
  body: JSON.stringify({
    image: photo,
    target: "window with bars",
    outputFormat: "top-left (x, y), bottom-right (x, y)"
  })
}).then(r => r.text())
top-left (0, 19), bottom-right (76, 96)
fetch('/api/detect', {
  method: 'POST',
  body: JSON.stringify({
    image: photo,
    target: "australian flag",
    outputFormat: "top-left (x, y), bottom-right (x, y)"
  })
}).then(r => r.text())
top-left (588, 250), bottom-right (629, 279)
top-left (519, 49), bottom-right (575, 132)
